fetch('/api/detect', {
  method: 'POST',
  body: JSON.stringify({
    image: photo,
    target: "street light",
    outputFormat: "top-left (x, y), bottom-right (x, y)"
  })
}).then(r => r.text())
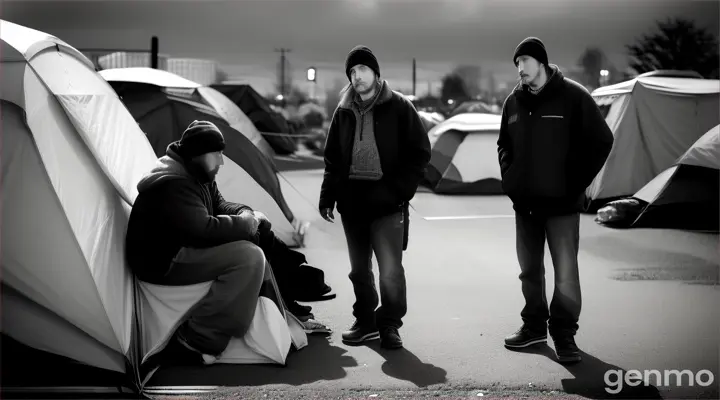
top-left (307, 67), bottom-right (317, 101)
top-left (307, 67), bottom-right (316, 82)
top-left (600, 69), bottom-right (610, 86)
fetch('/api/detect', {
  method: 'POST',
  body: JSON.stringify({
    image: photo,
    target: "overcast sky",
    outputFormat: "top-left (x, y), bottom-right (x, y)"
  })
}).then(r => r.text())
top-left (4, 0), bottom-right (718, 96)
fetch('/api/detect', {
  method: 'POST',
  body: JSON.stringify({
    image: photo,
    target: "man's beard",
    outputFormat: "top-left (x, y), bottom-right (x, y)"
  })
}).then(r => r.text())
top-left (354, 79), bottom-right (376, 95)
top-left (207, 167), bottom-right (220, 180)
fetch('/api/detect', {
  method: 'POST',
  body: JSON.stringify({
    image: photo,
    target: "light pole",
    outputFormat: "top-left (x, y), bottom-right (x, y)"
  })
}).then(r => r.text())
top-left (307, 66), bottom-right (316, 101)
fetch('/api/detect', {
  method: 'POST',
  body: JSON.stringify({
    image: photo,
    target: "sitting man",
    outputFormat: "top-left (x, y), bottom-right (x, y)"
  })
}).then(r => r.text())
top-left (126, 120), bottom-right (327, 365)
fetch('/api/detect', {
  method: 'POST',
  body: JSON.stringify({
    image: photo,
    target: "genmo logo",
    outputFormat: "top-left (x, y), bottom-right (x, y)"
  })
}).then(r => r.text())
top-left (604, 369), bottom-right (715, 394)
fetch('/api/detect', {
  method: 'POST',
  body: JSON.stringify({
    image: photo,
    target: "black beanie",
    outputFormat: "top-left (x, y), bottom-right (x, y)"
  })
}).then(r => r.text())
top-left (513, 37), bottom-right (549, 67)
top-left (345, 45), bottom-right (380, 81)
top-left (177, 120), bottom-right (225, 159)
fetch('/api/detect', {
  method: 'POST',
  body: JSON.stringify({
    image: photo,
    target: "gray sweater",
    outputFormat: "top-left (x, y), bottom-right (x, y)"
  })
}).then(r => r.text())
top-left (348, 84), bottom-right (384, 181)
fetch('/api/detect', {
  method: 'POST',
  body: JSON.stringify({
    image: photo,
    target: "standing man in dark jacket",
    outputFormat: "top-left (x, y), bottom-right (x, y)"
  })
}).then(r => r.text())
top-left (497, 37), bottom-right (614, 363)
top-left (320, 45), bottom-right (431, 349)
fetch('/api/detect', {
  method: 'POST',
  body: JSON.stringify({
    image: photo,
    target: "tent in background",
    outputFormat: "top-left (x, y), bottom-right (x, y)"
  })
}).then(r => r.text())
top-left (586, 75), bottom-right (720, 209)
top-left (211, 83), bottom-right (298, 154)
top-left (421, 113), bottom-right (504, 194)
top-left (0, 20), bottom-right (308, 398)
top-left (99, 67), bottom-right (277, 162)
top-left (596, 125), bottom-right (719, 232)
top-left (104, 81), bottom-right (307, 247)
top-left (417, 110), bottom-right (444, 132)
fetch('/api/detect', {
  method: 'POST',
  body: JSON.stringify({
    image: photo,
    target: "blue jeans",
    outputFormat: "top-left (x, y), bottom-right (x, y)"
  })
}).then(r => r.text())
top-left (515, 212), bottom-right (581, 337)
top-left (341, 211), bottom-right (407, 329)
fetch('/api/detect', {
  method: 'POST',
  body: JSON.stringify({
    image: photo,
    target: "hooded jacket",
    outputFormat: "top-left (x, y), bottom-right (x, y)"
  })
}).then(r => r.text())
top-left (126, 142), bottom-right (257, 282)
top-left (497, 65), bottom-right (614, 215)
top-left (319, 80), bottom-right (431, 218)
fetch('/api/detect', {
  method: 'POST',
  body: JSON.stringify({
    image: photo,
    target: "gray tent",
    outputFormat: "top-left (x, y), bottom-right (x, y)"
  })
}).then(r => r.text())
top-left (596, 125), bottom-right (719, 232)
top-left (587, 75), bottom-right (720, 209)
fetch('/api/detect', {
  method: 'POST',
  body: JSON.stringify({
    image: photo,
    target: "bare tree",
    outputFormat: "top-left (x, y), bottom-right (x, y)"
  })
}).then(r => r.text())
top-left (452, 65), bottom-right (482, 98)
top-left (578, 47), bottom-right (605, 88)
top-left (626, 18), bottom-right (719, 78)
top-left (440, 73), bottom-right (470, 103)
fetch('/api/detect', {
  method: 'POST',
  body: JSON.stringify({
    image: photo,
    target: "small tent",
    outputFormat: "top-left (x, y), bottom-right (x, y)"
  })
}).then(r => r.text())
top-left (211, 83), bottom-right (298, 154)
top-left (422, 113), bottom-right (504, 194)
top-left (417, 110), bottom-right (442, 132)
top-left (596, 125), bottom-right (719, 232)
top-left (101, 80), bottom-right (307, 247)
top-left (99, 67), bottom-right (277, 161)
top-left (1, 20), bottom-right (307, 397)
top-left (586, 75), bottom-right (720, 209)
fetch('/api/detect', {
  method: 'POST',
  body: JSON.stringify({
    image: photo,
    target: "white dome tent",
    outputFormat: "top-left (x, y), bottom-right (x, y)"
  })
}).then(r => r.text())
top-left (422, 113), bottom-right (504, 194)
top-left (1, 19), bottom-right (307, 398)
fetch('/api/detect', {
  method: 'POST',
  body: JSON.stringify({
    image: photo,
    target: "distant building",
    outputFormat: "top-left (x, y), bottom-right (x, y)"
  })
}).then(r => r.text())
top-left (167, 58), bottom-right (218, 86)
top-left (94, 51), bottom-right (169, 70)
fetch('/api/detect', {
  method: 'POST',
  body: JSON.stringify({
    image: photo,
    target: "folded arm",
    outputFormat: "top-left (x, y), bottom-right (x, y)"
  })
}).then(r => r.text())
top-left (159, 180), bottom-right (257, 248)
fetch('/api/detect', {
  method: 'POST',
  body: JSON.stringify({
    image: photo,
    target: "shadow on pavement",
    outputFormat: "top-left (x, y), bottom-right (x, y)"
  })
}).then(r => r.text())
top-left (510, 344), bottom-right (663, 399)
top-left (364, 342), bottom-right (448, 387)
top-left (145, 335), bottom-right (356, 386)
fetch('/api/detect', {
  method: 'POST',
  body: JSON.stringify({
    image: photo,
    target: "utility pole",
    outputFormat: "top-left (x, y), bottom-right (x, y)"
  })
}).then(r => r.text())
top-left (151, 36), bottom-right (158, 69)
top-left (412, 58), bottom-right (416, 97)
top-left (275, 48), bottom-right (291, 105)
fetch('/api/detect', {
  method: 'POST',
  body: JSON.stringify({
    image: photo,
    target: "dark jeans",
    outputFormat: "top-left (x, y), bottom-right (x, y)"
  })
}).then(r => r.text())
top-left (515, 211), bottom-right (581, 337)
top-left (251, 223), bottom-right (307, 302)
top-left (161, 241), bottom-right (270, 356)
top-left (341, 211), bottom-right (407, 329)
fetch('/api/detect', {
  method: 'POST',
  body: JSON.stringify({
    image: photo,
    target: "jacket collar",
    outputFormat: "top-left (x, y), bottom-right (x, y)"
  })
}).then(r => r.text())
top-left (338, 79), bottom-right (393, 110)
top-left (513, 64), bottom-right (565, 102)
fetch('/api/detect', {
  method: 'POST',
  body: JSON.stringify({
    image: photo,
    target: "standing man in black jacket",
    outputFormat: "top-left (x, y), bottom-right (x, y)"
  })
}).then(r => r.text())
top-left (319, 45), bottom-right (431, 349)
top-left (497, 37), bottom-right (614, 363)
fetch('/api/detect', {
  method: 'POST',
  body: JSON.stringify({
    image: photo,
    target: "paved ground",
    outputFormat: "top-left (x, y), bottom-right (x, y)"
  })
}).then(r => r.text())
top-left (149, 169), bottom-right (719, 400)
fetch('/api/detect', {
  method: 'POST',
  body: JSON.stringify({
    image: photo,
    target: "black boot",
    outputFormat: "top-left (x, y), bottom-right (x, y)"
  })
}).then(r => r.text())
top-left (380, 327), bottom-right (403, 349)
top-left (504, 325), bottom-right (547, 348)
top-left (552, 335), bottom-right (582, 363)
top-left (341, 320), bottom-right (379, 344)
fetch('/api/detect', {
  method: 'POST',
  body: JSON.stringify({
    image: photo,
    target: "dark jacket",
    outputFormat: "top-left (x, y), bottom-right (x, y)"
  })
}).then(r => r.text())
top-left (319, 81), bottom-right (431, 218)
top-left (497, 65), bottom-right (614, 216)
top-left (126, 142), bottom-right (256, 282)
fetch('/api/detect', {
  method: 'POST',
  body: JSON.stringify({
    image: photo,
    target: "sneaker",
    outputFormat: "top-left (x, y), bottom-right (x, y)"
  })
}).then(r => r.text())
top-left (380, 327), bottom-right (403, 349)
top-left (504, 325), bottom-right (547, 348)
top-left (341, 320), bottom-right (379, 344)
top-left (553, 335), bottom-right (582, 364)
top-left (302, 319), bottom-right (332, 334)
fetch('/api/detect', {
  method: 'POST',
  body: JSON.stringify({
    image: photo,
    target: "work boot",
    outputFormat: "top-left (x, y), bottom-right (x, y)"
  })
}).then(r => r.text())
top-left (504, 325), bottom-right (547, 348)
top-left (380, 327), bottom-right (403, 349)
top-left (341, 319), bottom-right (379, 344)
top-left (552, 335), bottom-right (582, 364)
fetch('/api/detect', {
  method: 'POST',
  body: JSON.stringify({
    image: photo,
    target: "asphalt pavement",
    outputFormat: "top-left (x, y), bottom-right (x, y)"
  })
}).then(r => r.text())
top-left (149, 169), bottom-right (719, 399)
